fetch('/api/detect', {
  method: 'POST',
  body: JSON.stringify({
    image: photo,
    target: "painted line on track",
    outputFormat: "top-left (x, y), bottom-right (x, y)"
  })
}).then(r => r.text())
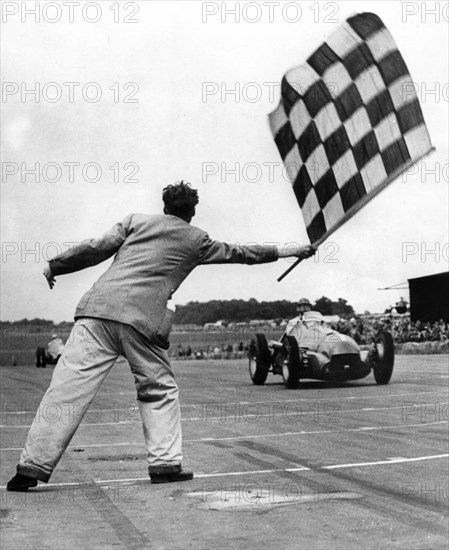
top-left (2, 402), bottom-right (448, 429)
top-left (1, 420), bottom-right (446, 451)
top-left (1, 389), bottom-right (448, 416)
top-left (185, 420), bottom-right (447, 443)
top-left (1, 453), bottom-right (447, 490)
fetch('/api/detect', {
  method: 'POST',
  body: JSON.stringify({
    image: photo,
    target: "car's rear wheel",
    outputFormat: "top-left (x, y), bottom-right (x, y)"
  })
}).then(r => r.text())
top-left (282, 336), bottom-right (301, 389)
top-left (249, 334), bottom-right (271, 385)
top-left (372, 331), bottom-right (394, 384)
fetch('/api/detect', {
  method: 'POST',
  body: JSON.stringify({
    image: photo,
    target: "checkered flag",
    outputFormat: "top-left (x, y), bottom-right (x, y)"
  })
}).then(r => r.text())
top-left (269, 13), bottom-right (433, 280)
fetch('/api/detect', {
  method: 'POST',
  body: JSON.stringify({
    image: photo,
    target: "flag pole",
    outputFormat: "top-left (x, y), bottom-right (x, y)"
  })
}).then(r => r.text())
top-left (277, 231), bottom-right (327, 282)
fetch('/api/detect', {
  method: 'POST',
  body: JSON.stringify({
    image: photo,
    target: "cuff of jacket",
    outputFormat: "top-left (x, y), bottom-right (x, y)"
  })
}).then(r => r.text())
top-left (48, 258), bottom-right (89, 276)
top-left (262, 245), bottom-right (279, 263)
top-left (48, 258), bottom-right (66, 276)
top-left (242, 244), bottom-right (279, 264)
top-left (263, 245), bottom-right (279, 262)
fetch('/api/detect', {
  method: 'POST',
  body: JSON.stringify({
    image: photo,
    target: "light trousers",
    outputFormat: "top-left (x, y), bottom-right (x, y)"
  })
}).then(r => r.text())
top-left (18, 318), bottom-right (182, 482)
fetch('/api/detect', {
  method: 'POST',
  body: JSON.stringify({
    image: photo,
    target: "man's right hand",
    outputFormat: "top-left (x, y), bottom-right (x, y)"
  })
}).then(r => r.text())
top-left (277, 244), bottom-right (317, 260)
top-left (43, 266), bottom-right (56, 289)
top-left (298, 245), bottom-right (317, 259)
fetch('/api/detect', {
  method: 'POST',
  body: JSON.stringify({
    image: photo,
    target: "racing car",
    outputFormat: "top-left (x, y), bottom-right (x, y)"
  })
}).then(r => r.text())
top-left (249, 311), bottom-right (394, 389)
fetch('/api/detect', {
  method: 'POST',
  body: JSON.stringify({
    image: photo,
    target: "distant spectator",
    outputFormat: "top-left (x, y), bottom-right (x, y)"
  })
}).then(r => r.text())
top-left (348, 318), bottom-right (362, 344)
top-left (395, 297), bottom-right (408, 314)
top-left (226, 344), bottom-right (233, 359)
top-left (353, 316), bottom-right (448, 344)
top-left (232, 342), bottom-right (239, 358)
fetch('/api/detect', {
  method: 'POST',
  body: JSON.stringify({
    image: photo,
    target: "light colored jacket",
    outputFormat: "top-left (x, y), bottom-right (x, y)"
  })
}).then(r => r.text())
top-left (49, 213), bottom-right (279, 346)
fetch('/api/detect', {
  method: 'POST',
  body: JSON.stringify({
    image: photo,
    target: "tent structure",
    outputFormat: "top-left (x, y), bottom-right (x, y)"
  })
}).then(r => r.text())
top-left (408, 272), bottom-right (449, 323)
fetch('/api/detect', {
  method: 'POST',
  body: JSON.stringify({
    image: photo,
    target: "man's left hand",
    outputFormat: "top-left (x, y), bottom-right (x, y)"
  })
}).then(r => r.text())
top-left (43, 266), bottom-right (56, 289)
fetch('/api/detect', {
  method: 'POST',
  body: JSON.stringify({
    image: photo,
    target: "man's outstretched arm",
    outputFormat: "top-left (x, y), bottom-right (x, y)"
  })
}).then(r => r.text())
top-left (43, 214), bottom-right (133, 289)
top-left (199, 235), bottom-right (316, 265)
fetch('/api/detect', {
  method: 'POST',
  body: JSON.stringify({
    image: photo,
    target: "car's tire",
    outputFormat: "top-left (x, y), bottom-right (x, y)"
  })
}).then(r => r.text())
top-left (249, 334), bottom-right (271, 385)
top-left (373, 331), bottom-right (394, 384)
top-left (282, 336), bottom-right (301, 389)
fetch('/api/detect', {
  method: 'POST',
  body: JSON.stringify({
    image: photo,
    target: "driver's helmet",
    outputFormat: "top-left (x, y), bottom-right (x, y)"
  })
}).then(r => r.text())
top-left (297, 298), bottom-right (312, 313)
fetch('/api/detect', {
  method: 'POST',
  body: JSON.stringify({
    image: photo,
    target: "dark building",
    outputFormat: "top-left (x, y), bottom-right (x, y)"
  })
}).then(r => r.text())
top-left (408, 272), bottom-right (449, 323)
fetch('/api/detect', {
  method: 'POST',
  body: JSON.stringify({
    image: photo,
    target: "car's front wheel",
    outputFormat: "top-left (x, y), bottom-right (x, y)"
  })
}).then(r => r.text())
top-left (282, 336), bottom-right (302, 389)
top-left (372, 331), bottom-right (394, 384)
top-left (249, 334), bottom-right (271, 385)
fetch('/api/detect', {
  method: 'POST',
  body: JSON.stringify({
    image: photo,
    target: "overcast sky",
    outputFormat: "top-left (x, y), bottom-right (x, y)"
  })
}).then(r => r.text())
top-left (1, 0), bottom-right (448, 322)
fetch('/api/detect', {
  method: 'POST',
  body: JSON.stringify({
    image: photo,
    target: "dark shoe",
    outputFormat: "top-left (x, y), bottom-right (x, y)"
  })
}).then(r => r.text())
top-left (7, 473), bottom-right (38, 492)
top-left (149, 465), bottom-right (193, 484)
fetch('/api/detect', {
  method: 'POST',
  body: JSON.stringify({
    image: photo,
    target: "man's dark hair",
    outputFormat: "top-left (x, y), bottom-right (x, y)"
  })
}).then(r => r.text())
top-left (162, 181), bottom-right (199, 218)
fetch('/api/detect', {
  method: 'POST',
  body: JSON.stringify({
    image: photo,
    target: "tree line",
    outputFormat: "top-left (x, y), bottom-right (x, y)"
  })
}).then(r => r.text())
top-left (0, 297), bottom-right (356, 329)
top-left (173, 297), bottom-right (355, 325)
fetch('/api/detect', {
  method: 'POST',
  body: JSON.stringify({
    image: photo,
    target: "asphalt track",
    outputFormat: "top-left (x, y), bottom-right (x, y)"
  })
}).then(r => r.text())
top-left (1, 354), bottom-right (448, 550)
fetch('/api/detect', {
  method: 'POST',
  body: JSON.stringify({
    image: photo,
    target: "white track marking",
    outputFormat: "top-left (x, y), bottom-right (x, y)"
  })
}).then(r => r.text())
top-left (323, 454), bottom-right (449, 469)
top-left (0, 420), bottom-right (141, 429)
top-left (0, 442), bottom-right (137, 451)
top-left (1, 390), bottom-right (447, 416)
top-left (0, 454), bottom-right (447, 489)
top-left (1, 420), bottom-right (446, 451)
top-left (184, 420), bottom-right (447, 443)
top-left (2, 402), bottom-right (448, 429)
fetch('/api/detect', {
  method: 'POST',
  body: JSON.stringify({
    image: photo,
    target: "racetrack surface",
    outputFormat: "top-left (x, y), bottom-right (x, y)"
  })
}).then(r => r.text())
top-left (1, 355), bottom-right (448, 550)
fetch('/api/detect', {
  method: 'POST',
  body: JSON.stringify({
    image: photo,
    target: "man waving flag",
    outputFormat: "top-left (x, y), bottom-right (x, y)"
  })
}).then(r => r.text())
top-left (269, 12), bottom-right (433, 280)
